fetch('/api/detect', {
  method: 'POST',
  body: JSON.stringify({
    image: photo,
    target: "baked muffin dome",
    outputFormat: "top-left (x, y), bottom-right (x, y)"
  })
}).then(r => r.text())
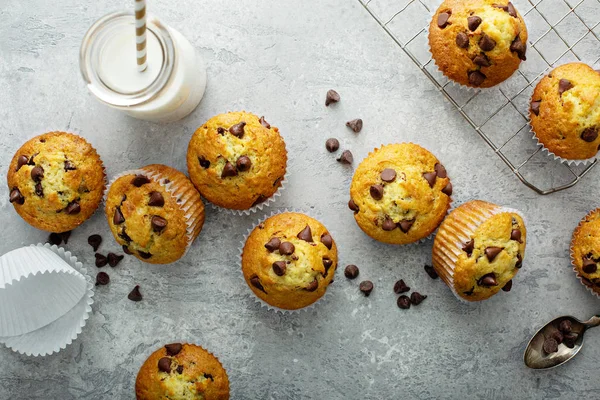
top-left (571, 209), bottom-right (600, 295)
top-left (349, 143), bottom-right (452, 245)
top-left (242, 212), bottom-right (337, 310)
top-left (429, 0), bottom-right (528, 88)
top-left (186, 111), bottom-right (287, 210)
top-left (105, 164), bottom-right (204, 264)
top-left (7, 131), bottom-right (105, 233)
top-left (136, 343), bottom-right (230, 400)
top-left (432, 200), bottom-right (526, 302)
top-left (530, 63), bottom-right (600, 161)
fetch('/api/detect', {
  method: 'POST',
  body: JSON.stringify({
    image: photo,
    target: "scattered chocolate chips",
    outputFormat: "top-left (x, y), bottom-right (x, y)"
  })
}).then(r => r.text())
top-left (478, 272), bottom-right (498, 287)
top-left (320, 233), bottom-right (333, 250)
top-left (348, 199), bottom-right (359, 213)
top-left (442, 182), bottom-right (453, 196)
top-left (337, 150), bottom-right (353, 165)
top-left (394, 280), bottom-right (410, 294)
top-left (305, 278), bottom-right (319, 292)
top-left (158, 357), bottom-right (172, 373)
top-left (583, 258), bottom-right (597, 274)
top-left (165, 343), bottom-right (183, 356)
top-left (16, 155), bottom-right (29, 171)
top-left (265, 237), bottom-right (281, 252)
top-left (424, 265), bottom-right (438, 279)
top-left (30, 166), bottom-right (44, 182)
top-left (473, 54), bottom-right (491, 67)
top-left (531, 100), bottom-right (541, 116)
top-left (359, 280), bottom-right (374, 297)
top-left (502, 279), bottom-right (513, 292)
top-left (344, 265), bottom-right (359, 279)
top-left (229, 122), bottom-right (246, 138)
top-left (558, 79), bottom-right (573, 95)
top-left (434, 163), bottom-right (447, 179)
top-left (9, 188), bottom-right (24, 205)
top-left (346, 119), bottom-right (363, 133)
top-left (95, 253), bottom-right (108, 268)
top-left (370, 184), bottom-right (384, 200)
top-left (468, 71), bottom-right (486, 86)
top-left (422, 172), bottom-right (437, 188)
top-left (559, 319), bottom-right (572, 334)
top-left (65, 200), bottom-right (81, 215)
top-left (326, 138), bottom-right (340, 152)
top-left (272, 261), bottom-right (287, 276)
top-left (236, 156), bottom-right (252, 172)
top-left (382, 217), bottom-right (397, 231)
top-left (510, 36), bottom-right (527, 61)
top-left (138, 251), bottom-right (152, 259)
top-left (35, 182), bottom-right (43, 197)
top-left (543, 338), bottom-right (558, 354)
top-left (511, 229), bottom-right (522, 242)
top-left (410, 292), bottom-right (427, 305)
top-left (581, 127), bottom-right (598, 143)
top-left (198, 156), bottom-right (211, 169)
top-left (48, 232), bottom-right (62, 246)
top-left (279, 241), bottom-right (295, 255)
top-left (485, 246), bottom-right (503, 262)
top-left (221, 161), bottom-right (238, 178)
top-left (61, 231), bottom-right (71, 244)
top-left (456, 32), bottom-right (469, 48)
top-left (437, 11), bottom-right (451, 29)
top-left (259, 116), bottom-right (271, 129)
top-left (398, 219), bottom-right (415, 234)
top-left (132, 175), bottom-right (150, 187)
top-left (297, 225), bottom-right (313, 242)
top-left (462, 239), bottom-right (475, 256)
top-left (479, 34), bottom-right (496, 51)
top-left (113, 207), bottom-right (125, 225)
top-left (325, 89), bottom-right (340, 106)
top-left (148, 192), bottom-right (165, 207)
top-left (108, 253), bottom-right (124, 267)
top-left (397, 295), bottom-right (411, 309)
top-left (467, 16), bottom-right (482, 31)
top-left (96, 271), bottom-right (110, 285)
top-left (380, 168), bottom-right (396, 182)
top-left (128, 285), bottom-right (143, 301)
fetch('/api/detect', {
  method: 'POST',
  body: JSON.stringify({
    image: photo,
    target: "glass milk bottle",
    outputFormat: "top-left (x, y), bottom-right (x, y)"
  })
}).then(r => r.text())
top-left (80, 11), bottom-right (207, 123)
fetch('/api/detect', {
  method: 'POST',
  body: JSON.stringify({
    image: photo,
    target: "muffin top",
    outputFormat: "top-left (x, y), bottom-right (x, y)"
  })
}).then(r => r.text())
top-left (135, 343), bottom-right (230, 400)
top-left (242, 212), bottom-right (337, 310)
top-left (571, 209), bottom-right (600, 292)
top-left (186, 111), bottom-right (287, 210)
top-left (530, 63), bottom-right (600, 160)
top-left (429, 0), bottom-right (528, 88)
top-left (349, 143), bottom-right (452, 245)
top-left (7, 131), bottom-right (105, 233)
top-left (105, 164), bottom-right (204, 264)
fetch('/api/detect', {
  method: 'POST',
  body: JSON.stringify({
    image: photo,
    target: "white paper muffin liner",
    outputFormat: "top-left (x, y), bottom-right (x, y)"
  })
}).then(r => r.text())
top-left (569, 209), bottom-right (600, 299)
top-left (432, 201), bottom-right (526, 302)
top-left (238, 208), bottom-right (336, 314)
top-left (104, 165), bottom-right (205, 259)
top-left (0, 243), bottom-right (94, 356)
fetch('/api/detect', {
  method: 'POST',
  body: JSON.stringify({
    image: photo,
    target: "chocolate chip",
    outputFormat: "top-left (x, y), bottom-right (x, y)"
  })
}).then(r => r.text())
top-left (229, 122), bottom-right (246, 138)
top-left (382, 217), bottom-right (397, 231)
top-left (468, 16), bottom-right (482, 31)
top-left (95, 253), bottom-right (108, 268)
top-left (95, 271), bottom-right (110, 286)
top-left (543, 338), bottom-right (558, 354)
top-left (346, 119), bottom-right (363, 133)
top-left (583, 258), bottom-right (597, 274)
top-left (337, 150), bottom-right (353, 164)
top-left (442, 182), bottom-right (453, 196)
top-left (380, 168), bottom-right (397, 182)
top-left (217, 127), bottom-right (225, 135)
top-left (502, 279), bottom-right (513, 292)
top-left (456, 32), bottom-right (469, 48)
top-left (123, 245), bottom-right (132, 255)
top-left (410, 292), bottom-right (427, 305)
top-left (128, 285), bottom-right (143, 301)
top-left (510, 229), bottom-right (522, 242)
top-left (272, 261), bottom-right (287, 276)
top-left (113, 207), bottom-right (125, 225)
top-left (151, 216), bottom-right (168, 233)
top-left (165, 343), bottom-right (182, 356)
top-left (279, 241), bottom-right (295, 255)
top-left (9, 188), bottom-right (24, 205)
top-left (305, 278), bottom-right (319, 292)
top-left (198, 156), bottom-right (210, 169)
top-left (478, 272), bottom-right (498, 287)
top-left (158, 357), bottom-right (172, 373)
top-left (516, 253), bottom-right (523, 268)
top-left (479, 34), bottom-right (496, 51)
top-left (35, 182), bottom-right (43, 197)
top-left (132, 175), bottom-right (150, 187)
top-left (437, 12), bottom-right (451, 28)
top-left (581, 127), bottom-right (598, 143)
top-left (119, 228), bottom-right (132, 243)
top-left (397, 295), bottom-right (411, 309)
top-left (485, 246), bottom-right (503, 262)
top-left (434, 163), bottom-right (447, 179)
top-left (344, 265), bottom-right (359, 279)
top-left (558, 79), bottom-right (573, 95)
top-left (28, 153), bottom-right (37, 165)
top-left (16, 155), bottom-right (29, 171)
top-left (422, 172), bottom-right (437, 188)
top-left (221, 161), bottom-right (238, 178)
top-left (108, 253), bottom-right (124, 267)
top-left (252, 195), bottom-right (267, 206)
top-left (473, 54), bottom-right (491, 67)
top-left (265, 237), bottom-right (281, 252)
top-left (235, 156), bottom-right (252, 172)
top-left (148, 191), bottom-right (165, 207)
top-left (424, 265), bottom-right (438, 279)
top-left (510, 36), bottom-right (527, 61)
top-left (138, 251), bottom-right (152, 259)
top-left (398, 219), bottom-right (415, 234)
top-left (348, 199), bottom-right (359, 213)
top-left (259, 116), bottom-right (271, 129)
top-left (370, 184), bottom-right (384, 200)
top-left (320, 233), bottom-right (333, 250)
top-left (297, 225), bottom-right (313, 242)
top-left (322, 256), bottom-right (334, 269)
top-left (48, 233), bottom-right (62, 246)
top-left (559, 319), bottom-right (572, 334)
top-left (326, 138), bottom-right (340, 152)
top-left (359, 280), bottom-right (373, 296)
top-left (65, 200), bottom-right (81, 215)
top-left (563, 332), bottom-right (578, 348)
top-left (394, 279), bottom-right (410, 294)
top-left (462, 239), bottom-right (475, 256)
top-left (551, 330), bottom-right (564, 344)
top-left (60, 231), bottom-right (71, 244)
top-left (531, 100), bottom-right (541, 116)
top-left (468, 71), bottom-right (486, 86)
top-left (325, 89), bottom-right (340, 106)
top-left (177, 365), bottom-right (184, 374)
top-left (30, 166), bottom-right (44, 182)
top-left (64, 160), bottom-right (77, 171)
top-left (507, 2), bottom-right (517, 17)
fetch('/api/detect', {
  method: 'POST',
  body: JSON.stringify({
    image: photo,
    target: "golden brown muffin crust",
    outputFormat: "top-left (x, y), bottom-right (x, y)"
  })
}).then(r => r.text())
top-left (242, 212), bottom-right (337, 310)
top-left (7, 131), bottom-right (105, 233)
top-left (571, 209), bottom-right (600, 294)
top-left (136, 343), bottom-right (230, 400)
top-left (186, 112), bottom-right (287, 210)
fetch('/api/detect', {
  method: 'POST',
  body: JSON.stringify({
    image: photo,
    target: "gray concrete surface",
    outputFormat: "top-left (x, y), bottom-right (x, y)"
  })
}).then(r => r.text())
top-left (1, 0), bottom-right (600, 399)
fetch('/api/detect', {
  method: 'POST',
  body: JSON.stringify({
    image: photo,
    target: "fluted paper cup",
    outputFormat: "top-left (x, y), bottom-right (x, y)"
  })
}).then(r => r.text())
top-left (0, 244), bottom-right (94, 356)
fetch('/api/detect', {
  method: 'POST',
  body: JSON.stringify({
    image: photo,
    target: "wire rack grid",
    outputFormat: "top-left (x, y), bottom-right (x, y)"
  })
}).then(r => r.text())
top-left (359, 0), bottom-right (600, 194)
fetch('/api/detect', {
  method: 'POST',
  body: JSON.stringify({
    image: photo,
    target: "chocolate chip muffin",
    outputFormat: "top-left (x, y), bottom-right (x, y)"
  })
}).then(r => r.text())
top-left (349, 143), bottom-right (452, 245)
top-left (432, 200), bottom-right (526, 302)
top-left (105, 164), bottom-right (204, 264)
top-left (136, 343), bottom-right (230, 400)
top-left (530, 63), bottom-right (600, 161)
top-left (7, 131), bottom-right (106, 233)
top-left (242, 212), bottom-right (337, 310)
top-left (570, 209), bottom-right (600, 296)
top-left (429, 0), bottom-right (528, 88)
top-left (186, 111), bottom-right (287, 211)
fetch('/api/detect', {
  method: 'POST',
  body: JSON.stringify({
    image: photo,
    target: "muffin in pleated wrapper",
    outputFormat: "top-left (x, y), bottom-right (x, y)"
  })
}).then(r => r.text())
top-left (432, 200), bottom-right (526, 302)
top-left (570, 208), bottom-right (600, 298)
top-left (0, 244), bottom-right (94, 356)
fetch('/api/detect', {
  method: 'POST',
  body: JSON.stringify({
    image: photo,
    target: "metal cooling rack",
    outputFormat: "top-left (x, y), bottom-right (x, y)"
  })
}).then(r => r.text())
top-left (359, 0), bottom-right (600, 194)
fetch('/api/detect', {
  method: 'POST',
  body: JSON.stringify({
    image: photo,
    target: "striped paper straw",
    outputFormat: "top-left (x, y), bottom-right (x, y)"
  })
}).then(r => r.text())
top-left (135, 0), bottom-right (147, 72)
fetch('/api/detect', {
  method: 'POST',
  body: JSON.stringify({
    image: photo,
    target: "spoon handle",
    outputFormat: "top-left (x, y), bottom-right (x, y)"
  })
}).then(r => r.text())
top-left (583, 315), bottom-right (600, 327)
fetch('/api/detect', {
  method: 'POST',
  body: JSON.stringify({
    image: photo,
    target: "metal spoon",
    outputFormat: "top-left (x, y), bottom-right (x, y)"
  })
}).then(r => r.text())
top-left (524, 315), bottom-right (600, 369)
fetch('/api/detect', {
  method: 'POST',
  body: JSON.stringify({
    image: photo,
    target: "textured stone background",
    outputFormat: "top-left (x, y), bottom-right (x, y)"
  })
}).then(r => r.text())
top-left (1, 0), bottom-right (600, 399)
